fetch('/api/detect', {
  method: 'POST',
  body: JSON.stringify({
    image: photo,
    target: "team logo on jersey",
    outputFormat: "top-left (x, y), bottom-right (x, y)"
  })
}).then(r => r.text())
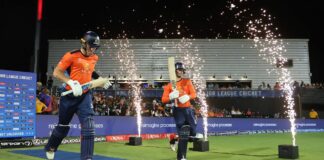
top-left (83, 63), bottom-right (90, 71)
top-left (78, 58), bottom-right (92, 73)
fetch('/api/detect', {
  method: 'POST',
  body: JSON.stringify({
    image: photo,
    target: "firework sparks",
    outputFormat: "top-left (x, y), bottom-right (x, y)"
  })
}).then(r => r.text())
top-left (158, 28), bottom-right (164, 33)
top-left (223, 0), bottom-right (297, 146)
top-left (246, 11), bottom-right (297, 145)
top-left (175, 38), bottom-right (209, 141)
top-left (113, 36), bottom-right (143, 137)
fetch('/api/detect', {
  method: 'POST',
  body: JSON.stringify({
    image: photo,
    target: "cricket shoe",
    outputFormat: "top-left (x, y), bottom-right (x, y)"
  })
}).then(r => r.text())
top-left (170, 141), bottom-right (178, 151)
top-left (46, 151), bottom-right (55, 160)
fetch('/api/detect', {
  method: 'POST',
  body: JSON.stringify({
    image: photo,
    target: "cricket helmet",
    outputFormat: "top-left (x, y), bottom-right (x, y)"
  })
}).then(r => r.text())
top-left (81, 31), bottom-right (100, 48)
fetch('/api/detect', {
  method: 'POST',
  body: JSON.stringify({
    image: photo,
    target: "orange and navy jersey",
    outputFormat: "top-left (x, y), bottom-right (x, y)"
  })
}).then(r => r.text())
top-left (162, 78), bottom-right (196, 108)
top-left (57, 50), bottom-right (98, 90)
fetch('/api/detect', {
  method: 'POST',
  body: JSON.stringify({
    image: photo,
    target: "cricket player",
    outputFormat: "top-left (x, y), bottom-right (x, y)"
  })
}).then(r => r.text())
top-left (44, 31), bottom-right (111, 160)
top-left (162, 62), bottom-right (197, 160)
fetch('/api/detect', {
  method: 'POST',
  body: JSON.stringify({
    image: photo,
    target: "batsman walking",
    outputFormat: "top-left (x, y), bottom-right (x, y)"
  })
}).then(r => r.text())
top-left (162, 61), bottom-right (197, 160)
top-left (44, 31), bottom-right (111, 160)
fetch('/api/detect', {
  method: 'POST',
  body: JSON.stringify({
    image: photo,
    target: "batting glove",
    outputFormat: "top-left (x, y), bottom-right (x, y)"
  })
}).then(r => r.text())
top-left (169, 90), bottom-right (179, 100)
top-left (101, 78), bottom-right (112, 89)
top-left (178, 94), bottom-right (190, 104)
top-left (67, 80), bottom-right (82, 96)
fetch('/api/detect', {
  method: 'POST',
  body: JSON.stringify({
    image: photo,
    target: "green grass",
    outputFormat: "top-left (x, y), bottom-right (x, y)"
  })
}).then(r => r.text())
top-left (1, 132), bottom-right (324, 160)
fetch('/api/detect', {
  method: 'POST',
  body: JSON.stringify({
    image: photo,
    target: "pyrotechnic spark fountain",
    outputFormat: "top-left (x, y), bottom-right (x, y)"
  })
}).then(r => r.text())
top-left (175, 38), bottom-right (209, 141)
top-left (223, 0), bottom-right (297, 146)
top-left (246, 10), bottom-right (297, 146)
top-left (113, 36), bottom-right (142, 137)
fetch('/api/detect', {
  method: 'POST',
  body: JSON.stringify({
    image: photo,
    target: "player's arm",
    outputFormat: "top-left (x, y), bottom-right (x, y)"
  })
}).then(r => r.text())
top-left (92, 71), bottom-right (100, 79)
top-left (53, 66), bottom-right (70, 83)
top-left (92, 70), bottom-right (112, 89)
top-left (54, 53), bottom-right (82, 96)
top-left (53, 53), bottom-right (73, 83)
top-left (162, 84), bottom-right (172, 103)
top-left (187, 80), bottom-right (197, 99)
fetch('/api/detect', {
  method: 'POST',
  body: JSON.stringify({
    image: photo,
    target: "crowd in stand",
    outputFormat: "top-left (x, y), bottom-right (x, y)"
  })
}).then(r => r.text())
top-left (35, 81), bottom-right (59, 115)
top-left (36, 88), bottom-right (284, 119)
top-left (92, 92), bottom-right (173, 117)
top-left (35, 79), bottom-right (323, 119)
top-left (92, 92), bottom-right (282, 118)
top-left (206, 81), bottom-right (324, 90)
top-left (298, 81), bottom-right (323, 89)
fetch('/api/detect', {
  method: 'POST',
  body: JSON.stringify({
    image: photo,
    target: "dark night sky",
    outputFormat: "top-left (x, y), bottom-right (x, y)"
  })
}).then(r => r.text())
top-left (1, 0), bottom-right (323, 83)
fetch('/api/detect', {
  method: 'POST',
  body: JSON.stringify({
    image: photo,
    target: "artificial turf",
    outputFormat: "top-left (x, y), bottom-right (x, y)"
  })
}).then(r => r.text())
top-left (1, 132), bottom-right (323, 160)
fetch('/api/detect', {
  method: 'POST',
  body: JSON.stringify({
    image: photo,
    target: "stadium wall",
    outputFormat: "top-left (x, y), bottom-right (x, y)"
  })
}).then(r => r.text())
top-left (48, 39), bottom-right (310, 88)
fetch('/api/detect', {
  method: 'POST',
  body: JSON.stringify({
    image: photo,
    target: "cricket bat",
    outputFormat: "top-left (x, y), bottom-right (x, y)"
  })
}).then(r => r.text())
top-left (168, 57), bottom-right (178, 107)
top-left (61, 78), bottom-right (109, 96)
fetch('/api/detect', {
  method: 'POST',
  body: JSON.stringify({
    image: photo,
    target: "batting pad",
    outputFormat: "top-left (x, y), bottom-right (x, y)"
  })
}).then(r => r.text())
top-left (11, 149), bottom-right (124, 160)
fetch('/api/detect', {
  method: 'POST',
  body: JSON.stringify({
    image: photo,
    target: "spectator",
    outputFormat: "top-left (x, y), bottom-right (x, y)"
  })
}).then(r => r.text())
top-left (141, 102), bottom-right (151, 116)
top-left (164, 103), bottom-right (174, 117)
top-left (152, 99), bottom-right (164, 117)
top-left (274, 112), bottom-right (280, 118)
top-left (319, 83), bottom-right (323, 89)
top-left (115, 97), bottom-right (128, 116)
top-left (231, 106), bottom-right (236, 116)
top-left (208, 108), bottom-right (215, 117)
top-left (96, 97), bottom-right (106, 116)
top-left (293, 81), bottom-right (301, 95)
top-left (127, 101), bottom-right (136, 116)
top-left (38, 88), bottom-right (53, 114)
top-left (309, 109), bottom-right (319, 119)
top-left (293, 81), bottom-right (299, 88)
top-left (207, 83), bottom-right (214, 89)
top-left (214, 83), bottom-right (219, 89)
top-left (235, 108), bottom-right (242, 116)
top-left (51, 95), bottom-right (59, 115)
top-left (105, 96), bottom-right (114, 116)
top-left (36, 98), bottom-right (47, 114)
top-left (300, 81), bottom-right (305, 88)
top-left (38, 88), bottom-right (48, 104)
top-left (37, 81), bottom-right (42, 95)
top-left (246, 108), bottom-right (252, 118)
top-left (221, 108), bottom-right (230, 117)
top-left (261, 82), bottom-right (266, 89)
top-left (47, 76), bottom-right (54, 91)
top-left (274, 82), bottom-right (281, 90)
top-left (215, 109), bottom-right (224, 118)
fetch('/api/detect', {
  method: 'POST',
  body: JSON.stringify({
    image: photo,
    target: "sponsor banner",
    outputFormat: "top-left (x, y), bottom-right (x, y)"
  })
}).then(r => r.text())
top-left (196, 119), bottom-right (324, 133)
top-left (106, 133), bottom-right (172, 142)
top-left (205, 90), bottom-right (283, 98)
top-left (37, 116), bottom-right (177, 138)
top-left (207, 129), bottom-right (290, 136)
top-left (36, 115), bottom-right (324, 138)
top-left (94, 89), bottom-right (284, 98)
top-left (0, 139), bottom-right (33, 149)
top-left (32, 138), bottom-right (48, 146)
top-left (32, 136), bottom-right (107, 146)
